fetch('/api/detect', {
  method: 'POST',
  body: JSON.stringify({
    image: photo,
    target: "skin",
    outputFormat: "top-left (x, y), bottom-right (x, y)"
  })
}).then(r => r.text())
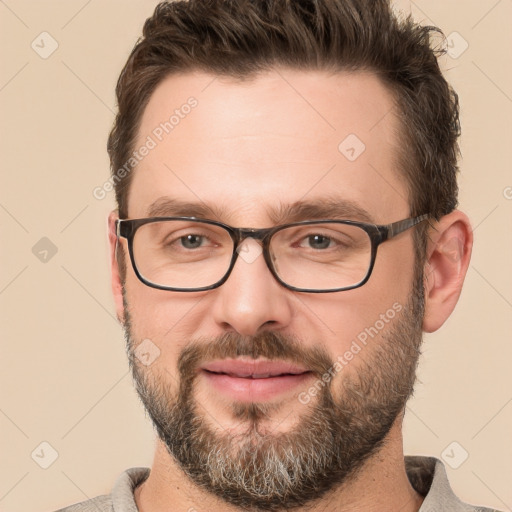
top-left (108, 68), bottom-right (473, 511)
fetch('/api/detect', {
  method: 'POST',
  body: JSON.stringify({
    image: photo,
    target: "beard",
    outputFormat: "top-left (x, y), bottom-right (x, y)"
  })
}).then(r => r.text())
top-left (123, 282), bottom-right (424, 511)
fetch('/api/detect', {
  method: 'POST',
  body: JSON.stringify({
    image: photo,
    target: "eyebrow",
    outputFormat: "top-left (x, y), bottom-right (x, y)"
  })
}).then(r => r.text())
top-left (147, 198), bottom-right (226, 219)
top-left (145, 196), bottom-right (375, 225)
top-left (268, 198), bottom-right (375, 224)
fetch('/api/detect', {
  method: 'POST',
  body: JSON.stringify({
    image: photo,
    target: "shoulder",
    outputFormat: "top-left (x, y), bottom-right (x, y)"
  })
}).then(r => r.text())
top-left (54, 494), bottom-right (112, 512)
top-left (52, 467), bottom-right (150, 512)
top-left (405, 456), bottom-right (503, 512)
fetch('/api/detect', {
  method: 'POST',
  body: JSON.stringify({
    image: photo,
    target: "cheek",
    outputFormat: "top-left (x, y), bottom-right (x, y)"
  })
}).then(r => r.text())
top-left (123, 278), bottom-right (207, 376)
top-left (296, 282), bottom-right (409, 346)
top-left (124, 272), bottom-right (204, 334)
top-left (370, 236), bottom-right (417, 302)
top-left (295, 248), bottom-right (414, 365)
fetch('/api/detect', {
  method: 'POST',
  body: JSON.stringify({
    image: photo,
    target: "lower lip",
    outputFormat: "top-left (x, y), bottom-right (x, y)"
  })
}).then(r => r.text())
top-left (202, 371), bottom-right (313, 402)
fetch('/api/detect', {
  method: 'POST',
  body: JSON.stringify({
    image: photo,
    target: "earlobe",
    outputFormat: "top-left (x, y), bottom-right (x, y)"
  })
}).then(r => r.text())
top-left (108, 211), bottom-right (125, 325)
top-left (422, 210), bottom-right (473, 333)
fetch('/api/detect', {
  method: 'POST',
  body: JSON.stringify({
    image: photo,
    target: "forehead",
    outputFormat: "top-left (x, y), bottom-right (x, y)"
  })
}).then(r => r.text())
top-left (128, 68), bottom-right (408, 223)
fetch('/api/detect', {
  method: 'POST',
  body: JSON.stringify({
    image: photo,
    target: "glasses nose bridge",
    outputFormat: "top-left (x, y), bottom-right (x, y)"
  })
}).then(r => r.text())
top-left (230, 227), bottom-right (275, 272)
top-left (232, 226), bottom-right (273, 245)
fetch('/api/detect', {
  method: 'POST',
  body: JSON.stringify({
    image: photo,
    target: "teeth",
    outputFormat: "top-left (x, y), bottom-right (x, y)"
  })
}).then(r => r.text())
top-left (226, 372), bottom-right (277, 379)
top-left (211, 371), bottom-right (307, 379)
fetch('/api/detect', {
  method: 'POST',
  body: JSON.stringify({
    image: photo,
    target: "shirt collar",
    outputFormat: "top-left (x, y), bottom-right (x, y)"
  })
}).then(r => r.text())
top-left (111, 457), bottom-right (492, 511)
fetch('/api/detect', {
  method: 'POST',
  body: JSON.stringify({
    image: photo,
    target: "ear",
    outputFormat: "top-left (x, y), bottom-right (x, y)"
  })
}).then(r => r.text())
top-left (108, 211), bottom-right (125, 324)
top-left (422, 210), bottom-right (473, 333)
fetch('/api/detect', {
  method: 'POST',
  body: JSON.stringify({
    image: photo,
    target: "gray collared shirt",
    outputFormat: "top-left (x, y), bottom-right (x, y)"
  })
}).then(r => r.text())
top-left (55, 456), bottom-right (501, 512)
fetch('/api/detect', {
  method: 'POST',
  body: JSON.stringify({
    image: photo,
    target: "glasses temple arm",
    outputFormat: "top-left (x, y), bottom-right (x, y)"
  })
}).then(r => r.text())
top-left (386, 214), bottom-right (429, 239)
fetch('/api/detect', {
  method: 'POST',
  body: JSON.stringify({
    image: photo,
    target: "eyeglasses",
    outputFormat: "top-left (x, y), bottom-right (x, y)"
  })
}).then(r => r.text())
top-left (115, 214), bottom-right (429, 293)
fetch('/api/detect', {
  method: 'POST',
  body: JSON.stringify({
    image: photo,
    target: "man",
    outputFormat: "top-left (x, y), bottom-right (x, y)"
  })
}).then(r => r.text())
top-left (57, 0), bottom-right (499, 511)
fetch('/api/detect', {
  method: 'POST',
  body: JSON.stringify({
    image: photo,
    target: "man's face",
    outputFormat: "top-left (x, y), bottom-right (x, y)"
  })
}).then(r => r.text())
top-left (118, 69), bottom-right (423, 509)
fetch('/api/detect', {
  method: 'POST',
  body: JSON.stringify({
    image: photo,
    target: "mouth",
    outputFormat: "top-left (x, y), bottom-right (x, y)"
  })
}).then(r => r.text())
top-left (200, 358), bottom-right (313, 402)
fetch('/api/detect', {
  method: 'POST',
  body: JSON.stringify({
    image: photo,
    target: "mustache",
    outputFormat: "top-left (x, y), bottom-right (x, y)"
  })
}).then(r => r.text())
top-left (177, 331), bottom-right (333, 383)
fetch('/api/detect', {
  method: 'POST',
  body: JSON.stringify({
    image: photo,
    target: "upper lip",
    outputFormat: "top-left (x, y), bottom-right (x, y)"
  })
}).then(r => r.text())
top-left (201, 358), bottom-right (310, 379)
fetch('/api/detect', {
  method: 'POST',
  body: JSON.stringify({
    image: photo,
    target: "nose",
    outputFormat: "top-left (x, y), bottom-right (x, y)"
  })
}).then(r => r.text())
top-left (211, 238), bottom-right (294, 336)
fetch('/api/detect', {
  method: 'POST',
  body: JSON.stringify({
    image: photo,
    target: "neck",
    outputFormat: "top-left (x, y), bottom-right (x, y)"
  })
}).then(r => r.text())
top-left (134, 418), bottom-right (424, 512)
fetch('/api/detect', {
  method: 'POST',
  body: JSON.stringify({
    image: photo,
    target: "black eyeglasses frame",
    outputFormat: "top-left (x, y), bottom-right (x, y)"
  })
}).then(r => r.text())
top-left (115, 214), bottom-right (429, 293)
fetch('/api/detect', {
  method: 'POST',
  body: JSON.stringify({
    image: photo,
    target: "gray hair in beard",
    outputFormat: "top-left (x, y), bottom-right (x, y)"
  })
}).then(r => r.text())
top-left (123, 281), bottom-right (424, 511)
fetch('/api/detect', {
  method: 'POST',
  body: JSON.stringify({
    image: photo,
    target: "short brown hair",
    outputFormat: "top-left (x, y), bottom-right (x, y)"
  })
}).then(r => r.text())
top-left (108, 0), bottom-right (460, 229)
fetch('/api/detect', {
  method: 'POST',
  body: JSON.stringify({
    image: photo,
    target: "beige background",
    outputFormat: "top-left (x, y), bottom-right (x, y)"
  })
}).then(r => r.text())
top-left (0, 1), bottom-right (511, 511)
